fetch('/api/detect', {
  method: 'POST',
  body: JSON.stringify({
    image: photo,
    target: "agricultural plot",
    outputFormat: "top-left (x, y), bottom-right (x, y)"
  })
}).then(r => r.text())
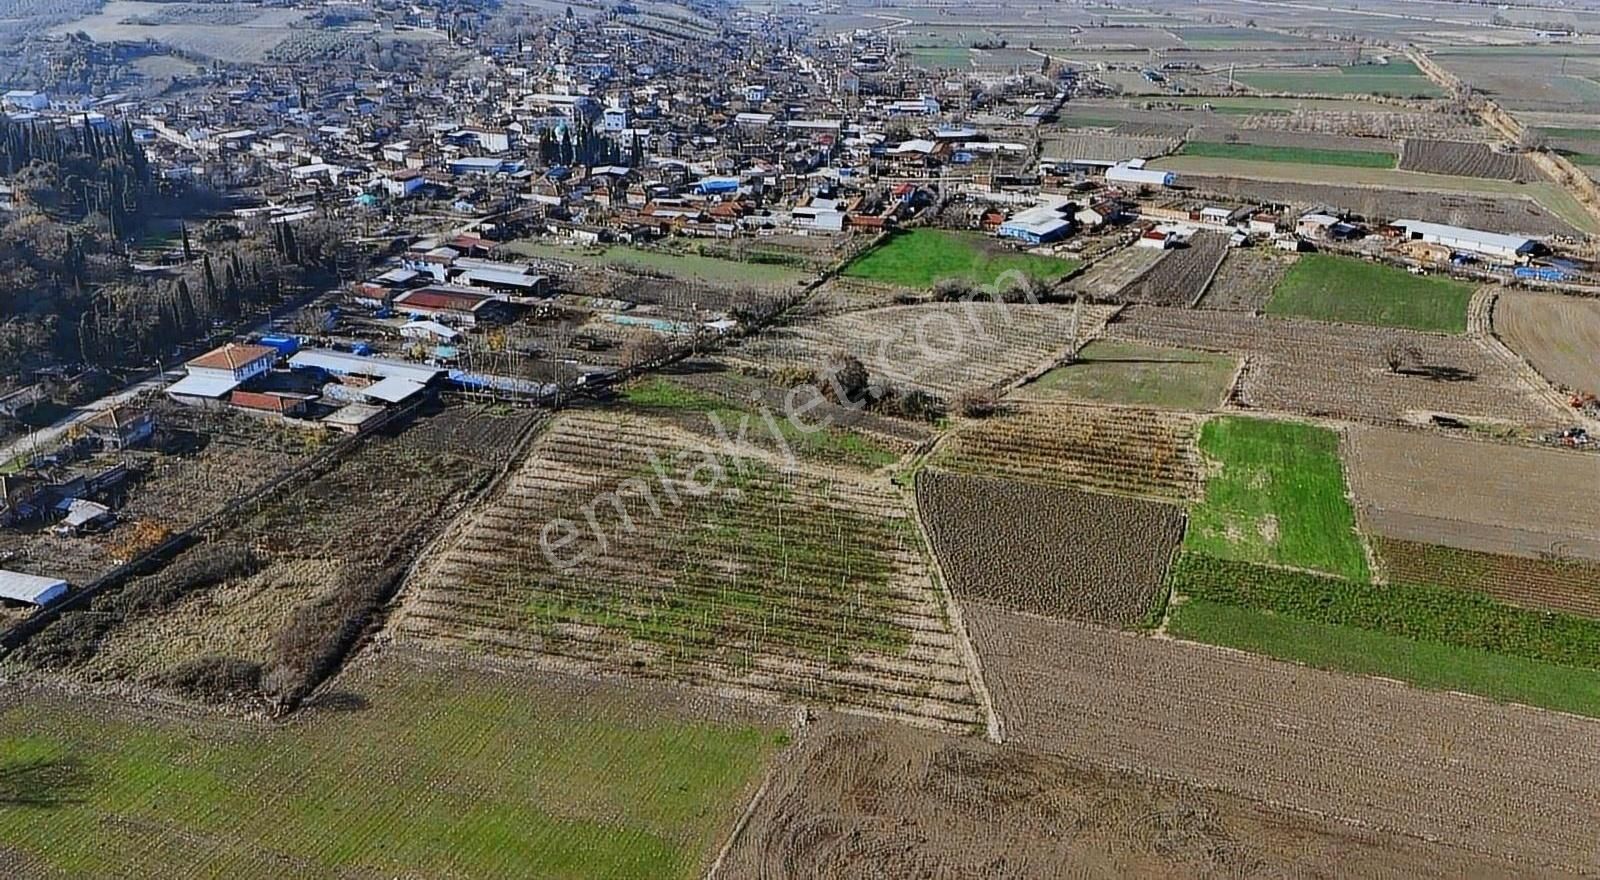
top-left (1166, 552), bottom-right (1600, 715)
top-left (393, 411), bottom-right (982, 731)
top-left (0, 654), bottom-right (782, 879)
top-left (1196, 248), bottom-right (1294, 312)
top-left (1107, 306), bottom-right (1569, 428)
top-left (1066, 243), bottom-right (1167, 300)
top-left (1237, 62), bottom-right (1444, 98)
top-left (1186, 417), bottom-right (1369, 580)
top-left (1176, 174), bottom-right (1585, 236)
top-left (715, 713), bottom-right (1531, 880)
top-left (1038, 131), bottom-right (1178, 162)
top-left (1267, 254), bottom-right (1475, 333)
top-left (1494, 290), bottom-right (1600, 394)
top-left (9, 406), bottom-right (531, 697)
top-left (502, 240), bottom-right (808, 286)
top-left (841, 229), bottom-right (1078, 290)
top-left (962, 603), bottom-right (1600, 875)
top-left (917, 470), bottom-right (1183, 626)
top-left (1345, 425), bottom-right (1600, 562)
top-left (732, 302), bottom-right (1116, 398)
top-left (49, 1), bottom-right (309, 63)
top-left (1399, 139), bottom-right (1536, 180)
top-left (1376, 536), bottom-right (1600, 621)
top-left (1115, 230), bottom-right (1230, 306)
top-left (1177, 140), bottom-right (1397, 168)
top-left (930, 403), bottom-right (1205, 500)
top-left (1017, 339), bottom-right (1236, 411)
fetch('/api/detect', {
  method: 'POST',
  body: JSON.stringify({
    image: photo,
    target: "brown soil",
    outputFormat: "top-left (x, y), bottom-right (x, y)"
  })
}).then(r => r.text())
top-left (916, 469), bottom-right (1183, 626)
top-left (1494, 290), bottom-right (1600, 396)
top-left (1346, 425), bottom-right (1600, 561)
top-left (963, 602), bottom-right (1600, 874)
top-left (719, 711), bottom-right (1560, 879)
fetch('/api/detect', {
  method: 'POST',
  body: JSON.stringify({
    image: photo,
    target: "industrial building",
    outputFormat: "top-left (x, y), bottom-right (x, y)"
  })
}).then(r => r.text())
top-left (1390, 220), bottom-right (1540, 263)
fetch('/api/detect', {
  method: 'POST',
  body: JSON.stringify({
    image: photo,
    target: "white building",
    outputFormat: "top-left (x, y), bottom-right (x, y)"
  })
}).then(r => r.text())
top-left (166, 342), bottom-right (278, 404)
top-left (0, 570), bottom-right (68, 606)
top-left (1106, 162), bottom-right (1175, 187)
top-left (1390, 219), bottom-right (1538, 263)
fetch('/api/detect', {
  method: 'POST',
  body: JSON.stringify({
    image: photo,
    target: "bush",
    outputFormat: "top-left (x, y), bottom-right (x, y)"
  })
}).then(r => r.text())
top-left (956, 389), bottom-right (1001, 418)
top-left (157, 656), bottom-right (263, 701)
top-left (818, 354), bottom-right (871, 405)
top-left (263, 563), bottom-right (406, 707)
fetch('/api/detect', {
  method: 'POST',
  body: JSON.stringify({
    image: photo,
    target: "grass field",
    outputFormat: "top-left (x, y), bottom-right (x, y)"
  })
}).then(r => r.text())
top-left (0, 658), bottom-right (779, 879)
top-left (1169, 599), bottom-right (1600, 717)
top-left (1178, 141), bottom-right (1397, 168)
top-left (1020, 340), bottom-right (1236, 410)
top-left (1237, 62), bottom-right (1444, 98)
top-left (1267, 254), bottom-right (1474, 333)
top-left (842, 229), bottom-right (1079, 289)
top-left (620, 377), bottom-right (903, 469)
top-left (504, 241), bottom-right (806, 285)
top-left (1186, 417), bottom-right (1369, 580)
top-left (1147, 156), bottom-right (1600, 234)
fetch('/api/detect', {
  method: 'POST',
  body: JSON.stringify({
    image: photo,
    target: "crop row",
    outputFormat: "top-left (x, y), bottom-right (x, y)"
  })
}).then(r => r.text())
top-left (1375, 537), bottom-right (1600, 621)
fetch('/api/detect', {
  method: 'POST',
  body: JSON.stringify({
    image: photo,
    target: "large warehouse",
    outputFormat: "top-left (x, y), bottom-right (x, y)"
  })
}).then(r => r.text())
top-left (1391, 219), bottom-right (1540, 263)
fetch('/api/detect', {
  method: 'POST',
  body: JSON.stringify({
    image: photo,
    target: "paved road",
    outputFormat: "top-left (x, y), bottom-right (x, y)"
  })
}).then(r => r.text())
top-left (0, 371), bottom-right (180, 466)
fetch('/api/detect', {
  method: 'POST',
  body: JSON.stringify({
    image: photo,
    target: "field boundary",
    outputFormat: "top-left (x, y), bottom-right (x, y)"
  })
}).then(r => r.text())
top-left (1473, 288), bottom-right (1600, 432)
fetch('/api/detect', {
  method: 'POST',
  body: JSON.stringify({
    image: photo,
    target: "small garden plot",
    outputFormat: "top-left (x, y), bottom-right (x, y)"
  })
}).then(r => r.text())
top-left (1375, 537), bottom-right (1600, 621)
top-left (1398, 139), bottom-right (1535, 180)
top-left (1018, 340), bottom-right (1236, 411)
top-left (1267, 255), bottom-right (1475, 333)
top-left (917, 470), bottom-right (1184, 626)
top-left (502, 240), bottom-right (808, 286)
top-left (1108, 306), bottom-right (1568, 428)
top-left (1196, 248), bottom-right (1294, 312)
top-left (394, 411), bottom-right (981, 732)
top-left (1165, 553), bottom-right (1600, 717)
top-left (1345, 426), bottom-right (1600, 563)
top-left (732, 302), bottom-right (1116, 398)
top-left (1177, 140), bottom-right (1397, 168)
top-left (931, 403), bottom-right (1205, 500)
top-left (841, 229), bottom-right (1078, 290)
top-left (1067, 243), bottom-right (1168, 300)
top-left (1116, 230), bottom-right (1230, 306)
top-left (1186, 417), bottom-right (1369, 580)
top-left (0, 655), bottom-right (782, 879)
top-left (1493, 290), bottom-right (1600, 394)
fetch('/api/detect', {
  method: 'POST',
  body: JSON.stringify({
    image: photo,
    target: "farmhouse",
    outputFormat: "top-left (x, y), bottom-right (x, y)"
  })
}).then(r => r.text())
top-left (0, 570), bottom-right (68, 607)
top-left (1390, 220), bottom-right (1539, 263)
top-left (166, 342), bottom-right (278, 405)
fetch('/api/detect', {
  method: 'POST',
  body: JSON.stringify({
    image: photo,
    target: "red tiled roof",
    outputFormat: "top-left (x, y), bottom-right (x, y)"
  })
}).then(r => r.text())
top-left (394, 287), bottom-right (495, 313)
top-left (188, 343), bottom-right (275, 372)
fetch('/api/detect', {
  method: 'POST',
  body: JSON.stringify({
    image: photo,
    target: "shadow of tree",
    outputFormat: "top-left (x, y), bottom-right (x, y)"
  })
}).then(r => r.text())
top-left (303, 690), bottom-right (369, 713)
top-left (0, 756), bottom-right (90, 807)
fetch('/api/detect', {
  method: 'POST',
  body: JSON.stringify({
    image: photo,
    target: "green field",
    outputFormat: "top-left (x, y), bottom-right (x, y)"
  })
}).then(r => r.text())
top-left (842, 229), bottom-right (1079, 289)
top-left (0, 659), bottom-right (779, 878)
top-left (906, 47), bottom-right (972, 68)
top-left (621, 376), bottom-right (902, 469)
top-left (1022, 340), bottom-right (1236, 410)
top-left (503, 241), bottom-right (806, 285)
top-left (1237, 62), bottom-right (1444, 98)
top-left (1267, 254), bottom-right (1474, 333)
top-left (1178, 141), bottom-right (1396, 168)
top-left (1185, 417), bottom-right (1369, 580)
top-left (1169, 598), bottom-right (1600, 717)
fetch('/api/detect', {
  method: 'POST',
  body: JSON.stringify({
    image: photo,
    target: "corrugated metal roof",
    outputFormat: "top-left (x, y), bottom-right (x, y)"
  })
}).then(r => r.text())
top-left (166, 373), bottom-right (242, 399)
top-left (288, 349), bottom-right (444, 385)
top-left (1392, 219), bottom-right (1535, 252)
top-left (0, 570), bottom-right (68, 605)
top-left (360, 377), bottom-right (428, 404)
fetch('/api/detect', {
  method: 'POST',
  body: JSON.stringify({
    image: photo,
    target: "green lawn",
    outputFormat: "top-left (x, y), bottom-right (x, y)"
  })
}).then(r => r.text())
top-left (842, 229), bottom-right (1079, 289)
top-left (621, 377), bottom-right (902, 469)
top-left (0, 660), bottom-right (779, 879)
top-left (1186, 417), bottom-right (1369, 580)
top-left (1267, 254), bottom-right (1474, 333)
top-left (1022, 340), bottom-right (1236, 410)
top-left (1178, 140), bottom-right (1396, 168)
top-left (1169, 598), bottom-right (1600, 717)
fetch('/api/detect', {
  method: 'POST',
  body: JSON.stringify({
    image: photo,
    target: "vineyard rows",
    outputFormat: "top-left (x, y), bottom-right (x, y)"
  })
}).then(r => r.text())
top-left (1107, 306), bottom-right (1568, 426)
top-left (931, 403), bottom-right (1205, 500)
top-left (395, 412), bottom-right (981, 731)
top-left (1376, 536), bottom-right (1600, 621)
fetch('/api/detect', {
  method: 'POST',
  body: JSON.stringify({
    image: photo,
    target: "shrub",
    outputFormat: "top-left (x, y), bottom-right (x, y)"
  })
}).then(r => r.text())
top-left (157, 656), bottom-right (263, 701)
top-left (263, 563), bottom-right (406, 707)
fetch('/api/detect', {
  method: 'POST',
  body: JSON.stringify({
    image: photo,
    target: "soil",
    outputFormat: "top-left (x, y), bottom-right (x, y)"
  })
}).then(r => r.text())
top-left (962, 602), bottom-right (1600, 874)
top-left (1494, 290), bottom-right (1600, 396)
top-left (719, 711), bottom-right (1565, 879)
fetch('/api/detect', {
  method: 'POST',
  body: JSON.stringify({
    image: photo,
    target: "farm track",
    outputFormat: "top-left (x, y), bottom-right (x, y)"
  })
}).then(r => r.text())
top-left (964, 603), bottom-right (1600, 874)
